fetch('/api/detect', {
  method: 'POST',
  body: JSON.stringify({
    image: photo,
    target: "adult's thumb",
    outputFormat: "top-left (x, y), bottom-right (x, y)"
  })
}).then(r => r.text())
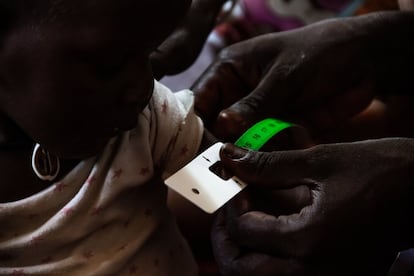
top-left (219, 143), bottom-right (309, 189)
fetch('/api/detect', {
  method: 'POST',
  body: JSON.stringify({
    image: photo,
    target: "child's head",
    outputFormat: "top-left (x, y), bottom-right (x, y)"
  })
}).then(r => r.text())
top-left (0, 0), bottom-right (190, 159)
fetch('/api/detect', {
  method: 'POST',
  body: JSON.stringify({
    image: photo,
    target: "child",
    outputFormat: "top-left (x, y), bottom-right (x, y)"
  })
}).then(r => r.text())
top-left (0, 0), bottom-right (212, 274)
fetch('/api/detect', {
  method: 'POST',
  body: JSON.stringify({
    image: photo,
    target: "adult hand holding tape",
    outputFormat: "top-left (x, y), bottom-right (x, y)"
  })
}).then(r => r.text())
top-left (165, 118), bottom-right (311, 213)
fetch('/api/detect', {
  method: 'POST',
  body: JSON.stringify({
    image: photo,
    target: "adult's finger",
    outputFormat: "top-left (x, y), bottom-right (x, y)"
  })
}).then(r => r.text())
top-left (193, 59), bottom-right (251, 128)
top-left (228, 206), bottom-right (317, 257)
top-left (211, 61), bottom-right (299, 139)
top-left (151, 30), bottom-right (199, 79)
top-left (151, 0), bottom-right (227, 79)
top-left (211, 211), bottom-right (243, 264)
top-left (304, 78), bottom-right (375, 131)
top-left (212, 211), bottom-right (307, 276)
top-left (219, 143), bottom-right (314, 189)
top-left (226, 184), bottom-right (313, 219)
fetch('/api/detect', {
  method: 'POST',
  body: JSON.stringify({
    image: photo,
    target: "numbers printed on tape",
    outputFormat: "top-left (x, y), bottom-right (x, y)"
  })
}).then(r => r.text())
top-left (235, 118), bottom-right (292, 150)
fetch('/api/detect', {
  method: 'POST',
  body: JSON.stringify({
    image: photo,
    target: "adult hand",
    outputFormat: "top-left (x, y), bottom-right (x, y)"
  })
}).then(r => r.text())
top-left (193, 12), bottom-right (414, 142)
top-left (212, 138), bottom-right (414, 275)
top-left (150, 0), bottom-right (229, 79)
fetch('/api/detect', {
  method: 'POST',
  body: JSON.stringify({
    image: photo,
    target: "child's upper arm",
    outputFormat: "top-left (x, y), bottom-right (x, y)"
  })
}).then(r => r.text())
top-left (149, 81), bottom-right (204, 177)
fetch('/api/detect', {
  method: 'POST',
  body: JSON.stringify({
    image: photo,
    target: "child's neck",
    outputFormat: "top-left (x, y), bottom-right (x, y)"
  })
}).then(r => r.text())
top-left (0, 113), bottom-right (33, 150)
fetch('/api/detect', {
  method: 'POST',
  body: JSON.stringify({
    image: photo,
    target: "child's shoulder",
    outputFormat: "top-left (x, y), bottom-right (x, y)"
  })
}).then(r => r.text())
top-left (152, 81), bottom-right (196, 115)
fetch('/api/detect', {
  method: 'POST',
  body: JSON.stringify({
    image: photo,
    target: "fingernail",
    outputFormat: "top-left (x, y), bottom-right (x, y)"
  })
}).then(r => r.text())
top-left (221, 143), bottom-right (248, 160)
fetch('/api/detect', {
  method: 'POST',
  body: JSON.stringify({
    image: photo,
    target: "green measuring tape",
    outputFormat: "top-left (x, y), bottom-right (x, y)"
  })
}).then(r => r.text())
top-left (235, 118), bottom-right (293, 150)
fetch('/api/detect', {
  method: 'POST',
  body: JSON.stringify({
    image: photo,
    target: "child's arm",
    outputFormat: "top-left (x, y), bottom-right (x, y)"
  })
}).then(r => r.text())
top-left (198, 128), bottom-right (219, 152)
top-left (167, 128), bottom-right (220, 267)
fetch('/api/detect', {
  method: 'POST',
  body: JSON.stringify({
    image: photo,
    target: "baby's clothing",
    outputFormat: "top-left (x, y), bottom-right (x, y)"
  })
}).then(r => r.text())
top-left (0, 81), bottom-right (203, 275)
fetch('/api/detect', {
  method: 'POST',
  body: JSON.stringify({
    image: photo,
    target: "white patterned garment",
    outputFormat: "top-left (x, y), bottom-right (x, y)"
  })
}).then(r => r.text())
top-left (399, 0), bottom-right (414, 10)
top-left (0, 81), bottom-right (203, 275)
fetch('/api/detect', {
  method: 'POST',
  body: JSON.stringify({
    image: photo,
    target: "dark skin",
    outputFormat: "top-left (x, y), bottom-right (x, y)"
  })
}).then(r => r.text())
top-left (214, 139), bottom-right (414, 276)
top-left (0, 2), bottom-right (227, 273)
top-left (193, 11), bottom-right (414, 142)
top-left (0, 0), bottom-right (192, 203)
top-left (151, 0), bottom-right (230, 79)
top-left (191, 11), bottom-right (414, 275)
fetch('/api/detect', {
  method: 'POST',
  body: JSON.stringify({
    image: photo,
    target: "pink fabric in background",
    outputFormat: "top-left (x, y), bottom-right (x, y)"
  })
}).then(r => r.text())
top-left (315, 0), bottom-right (353, 12)
top-left (242, 0), bottom-right (356, 31)
top-left (242, 0), bottom-right (305, 30)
